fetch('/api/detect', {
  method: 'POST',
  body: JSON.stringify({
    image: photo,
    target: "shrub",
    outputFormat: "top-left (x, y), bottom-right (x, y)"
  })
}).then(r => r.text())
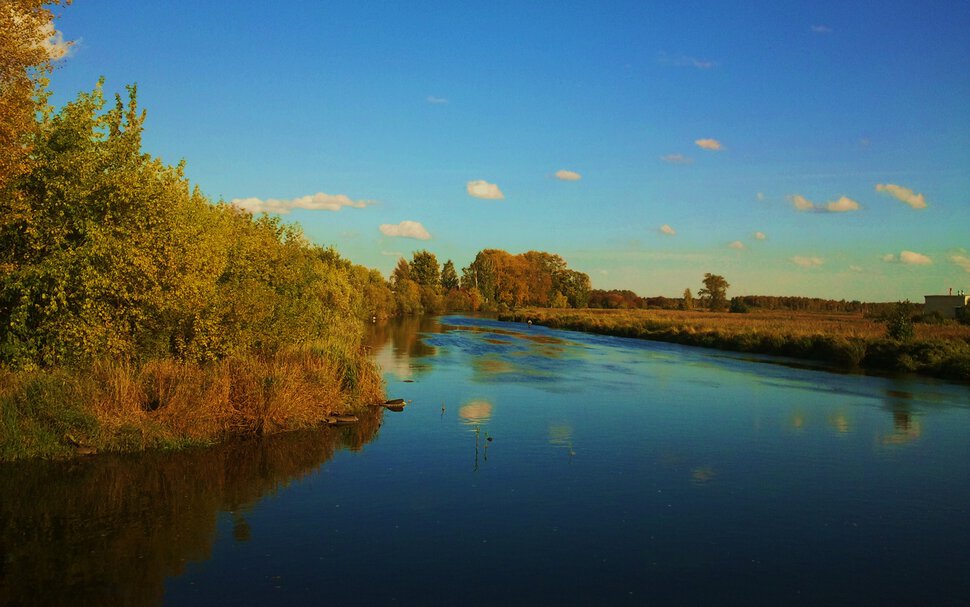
top-left (729, 297), bottom-right (750, 314)
top-left (885, 301), bottom-right (915, 341)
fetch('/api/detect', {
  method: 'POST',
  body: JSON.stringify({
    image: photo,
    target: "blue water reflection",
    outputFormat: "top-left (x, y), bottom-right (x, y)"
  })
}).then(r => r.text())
top-left (162, 315), bottom-right (970, 605)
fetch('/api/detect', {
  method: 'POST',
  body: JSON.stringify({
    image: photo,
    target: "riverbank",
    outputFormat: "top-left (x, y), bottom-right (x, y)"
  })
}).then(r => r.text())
top-left (0, 343), bottom-right (384, 462)
top-left (499, 308), bottom-right (970, 382)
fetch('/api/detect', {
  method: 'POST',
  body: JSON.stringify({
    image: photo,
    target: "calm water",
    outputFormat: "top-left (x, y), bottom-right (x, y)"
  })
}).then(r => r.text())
top-left (2, 315), bottom-right (969, 606)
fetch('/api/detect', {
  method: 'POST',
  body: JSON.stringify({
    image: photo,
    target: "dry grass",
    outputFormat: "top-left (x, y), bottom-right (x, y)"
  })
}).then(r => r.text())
top-left (531, 308), bottom-right (970, 341)
top-left (503, 308), bottom-right (970, 382)
top-left (1, 343), bottom-right (385, 460)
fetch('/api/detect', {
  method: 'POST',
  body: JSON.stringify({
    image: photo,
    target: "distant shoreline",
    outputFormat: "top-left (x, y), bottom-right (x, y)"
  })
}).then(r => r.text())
top-left (498, 308), bottom-right (970, 383)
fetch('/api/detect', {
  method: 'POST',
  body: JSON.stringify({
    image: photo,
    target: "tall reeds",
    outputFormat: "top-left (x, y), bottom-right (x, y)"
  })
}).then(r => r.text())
top-left (0, 344), bottom-right (384, 461)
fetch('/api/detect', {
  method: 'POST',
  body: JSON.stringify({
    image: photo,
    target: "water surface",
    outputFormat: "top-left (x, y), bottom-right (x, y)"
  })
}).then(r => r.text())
top-left (2, 315), bottom-right (969, 606)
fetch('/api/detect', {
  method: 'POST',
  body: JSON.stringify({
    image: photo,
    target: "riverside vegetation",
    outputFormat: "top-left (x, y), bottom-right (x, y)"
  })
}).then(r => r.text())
top-left (501, 306), bottom-right (970, 382)
top-left (0, 3), bottom-right (384, 460)
top-left (3, 4), bottom-right (966, 460)
top-left (0, 2), bottom-right (591, 461)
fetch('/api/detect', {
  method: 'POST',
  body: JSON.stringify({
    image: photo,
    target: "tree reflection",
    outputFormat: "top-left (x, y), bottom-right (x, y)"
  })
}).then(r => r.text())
top-left (0, 409), bottom-right (382, 607)
top-left (881, 390), bottom-right (922, 446)
top-left (365, 316), bottom-right (441, 380)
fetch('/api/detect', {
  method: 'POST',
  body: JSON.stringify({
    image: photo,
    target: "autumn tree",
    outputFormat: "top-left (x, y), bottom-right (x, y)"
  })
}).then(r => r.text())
top-left (0, 1), bottom-right (69, 192)
top-left (681, 288), bottom-right (693, 311)
top-left (391, 257), bottom-right (410, 286)
top-left (698, 273), bottom-right (729, 310)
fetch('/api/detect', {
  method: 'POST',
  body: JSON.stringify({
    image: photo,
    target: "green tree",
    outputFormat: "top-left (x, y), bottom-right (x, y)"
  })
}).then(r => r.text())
top-left (886, 301), bottom-right (915, 341)
top-left (0, 82), bottom-right (369, 367)
top-left (463, 251), bottom-right (497, 307)
top-left (698, 273), bottom-right (729, 310)
top-left (394, 279), bottom-right (423, 316)
top-left (409, 250), bottom-right (440, 288)
top-left (729, 296), bottom-right (749, 313)
top-left (556, 269), bottom-right (591, 308)
top-left (441, 260), bottom-right (459, 291)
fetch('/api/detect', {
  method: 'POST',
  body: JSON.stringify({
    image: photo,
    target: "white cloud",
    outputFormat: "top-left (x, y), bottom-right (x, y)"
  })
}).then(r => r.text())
top-left (825, 196), bottom-right (860, 212)
top-left (875, 183), bottom-right (927, 209)
top-left (426, 96), bottom-right (448, 104)
top-left (555, 169), bottom-right (582, 181)
top-left (660, 224), bottom-right (676, 236)
top-left (729, 240), bottom-right (746, 250)
top-left (883, 251), bottom-right (933, 265)
top-left (900, 250), bottom-right (932, 265)
top-left (789, 194), bottom-right (859, 212)
top-left (754, 231), bottom-right (767, 240)
top-left (792, 256), bottom-right (824, 268)
top-left (790, 194), bottom-right (816, 211)
top-left (10, 10), bottom-right (72, 60)
top-left (811, 25), bottom-right (833, 34)
top-left (466, 180), bottom-right (504, 200)
top-left (951, 254), bottom-right (970, 272)
top-left (849, 265), bottom-right (863, 273)
top-left (39, 21), bottom-right (71, 60)
top-left (230, 192), bottom-right (372, 215)
top-left (661, 153), bottom-right (693, 164)
top-left (695, 138), bottom-right (724, 151)
top-left (379, 220), bottom-right (431, 240)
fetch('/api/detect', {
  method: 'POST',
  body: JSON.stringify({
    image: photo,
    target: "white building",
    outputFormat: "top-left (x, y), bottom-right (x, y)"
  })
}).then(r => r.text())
top-left (923, 294), bottom-right (969, 319)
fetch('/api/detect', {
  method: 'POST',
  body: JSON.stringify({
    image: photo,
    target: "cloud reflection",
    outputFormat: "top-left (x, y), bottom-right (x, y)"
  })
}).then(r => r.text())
top-left (459, 400), bottom-right (493, 426)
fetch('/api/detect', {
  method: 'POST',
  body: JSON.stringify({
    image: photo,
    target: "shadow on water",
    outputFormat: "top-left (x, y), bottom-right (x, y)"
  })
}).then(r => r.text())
top-left (0, 409), bottom-right (383, 607)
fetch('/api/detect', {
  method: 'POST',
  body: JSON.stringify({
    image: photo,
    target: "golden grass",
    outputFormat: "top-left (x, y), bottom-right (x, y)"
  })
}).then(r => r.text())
top-left (1, 343), bottom-right (385, 460)
top-left (517, 308), bottom-right (970, 341)
top-left (503, 308), bottom-right (970, 382)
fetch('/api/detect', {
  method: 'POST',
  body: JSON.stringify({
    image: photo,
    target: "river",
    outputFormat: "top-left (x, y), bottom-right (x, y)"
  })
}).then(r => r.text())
top-left (1, 315), bottom-right (969, 606)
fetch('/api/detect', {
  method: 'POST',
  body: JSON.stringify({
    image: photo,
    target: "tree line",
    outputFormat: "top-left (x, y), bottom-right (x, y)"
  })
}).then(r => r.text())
top-left (382, 249), bottom-right (592, 317)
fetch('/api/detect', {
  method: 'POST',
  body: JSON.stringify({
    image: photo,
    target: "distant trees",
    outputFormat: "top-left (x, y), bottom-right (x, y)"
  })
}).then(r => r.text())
top-left (384, 248), bottom-right (589, 314)
top-left (729, 297), bottom-right (749, 314)
top-left (729, 295), bottom-right (865, 314)
top-left (682, 289), bottom-right (694, 311)
top-left (458, 249), bottom-right (589, 311)
top-left (698, 273), bottom-right (729, 310)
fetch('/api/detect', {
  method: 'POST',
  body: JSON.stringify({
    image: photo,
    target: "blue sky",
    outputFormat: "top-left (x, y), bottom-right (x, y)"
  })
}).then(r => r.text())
top-left (47, 1), bottom-right (970, 300)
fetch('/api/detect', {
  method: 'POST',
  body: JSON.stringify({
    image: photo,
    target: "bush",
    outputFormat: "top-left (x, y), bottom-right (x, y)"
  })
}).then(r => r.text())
top-left (729, 297), bottom-right (750, 314)
top-left (885, 301), bottom-right (915, 341)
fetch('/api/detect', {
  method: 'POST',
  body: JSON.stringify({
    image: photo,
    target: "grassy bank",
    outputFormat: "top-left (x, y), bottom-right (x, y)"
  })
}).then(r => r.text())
top-left (500, 308), bottom-right (970, 382)
top-left (0, 342), bottom-right (384, 461)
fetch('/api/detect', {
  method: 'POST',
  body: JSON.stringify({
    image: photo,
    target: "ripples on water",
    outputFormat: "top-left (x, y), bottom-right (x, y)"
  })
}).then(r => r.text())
top-left (2, 315), bottom-right (968, 606)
